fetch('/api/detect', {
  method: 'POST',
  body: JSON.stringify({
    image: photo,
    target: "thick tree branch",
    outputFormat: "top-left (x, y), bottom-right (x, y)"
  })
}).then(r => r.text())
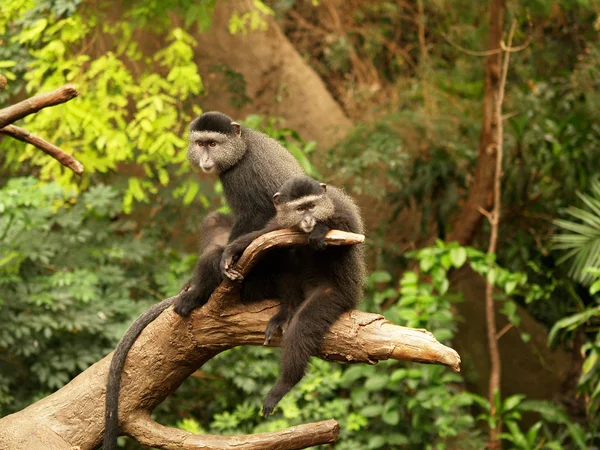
top-left (0, 124), bottom-right (84, 175)
top-left (0, 229), bottom-right (460, 450)
top-left (0, 84), bottom-right (79, 128)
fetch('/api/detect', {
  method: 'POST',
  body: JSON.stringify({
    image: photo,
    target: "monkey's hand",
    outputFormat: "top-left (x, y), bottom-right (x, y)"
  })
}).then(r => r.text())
top-left (220, 245), bottom-right (245, 281)
top-left (307, 223), bottom-right (329, 250)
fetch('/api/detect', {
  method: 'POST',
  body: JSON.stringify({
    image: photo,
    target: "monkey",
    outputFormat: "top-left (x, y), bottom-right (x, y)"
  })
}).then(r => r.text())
top-left (174, 111), bottom-right (304, 316)
top-left (219, 176), bottom-right (365, 417)
top-left (103, 212), bottom-right (233, 450)
top-left (103, 112), bottom-right (304, 449)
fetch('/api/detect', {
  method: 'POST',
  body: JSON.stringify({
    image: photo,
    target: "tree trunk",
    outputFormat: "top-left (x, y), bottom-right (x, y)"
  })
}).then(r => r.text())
top-left (193, 0), bottom-right (353, 148)
top-left (447, 0), bottom-right (505, 245)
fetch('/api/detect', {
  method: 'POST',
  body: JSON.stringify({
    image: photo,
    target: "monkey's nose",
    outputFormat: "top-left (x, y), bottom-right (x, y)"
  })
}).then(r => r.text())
top-left (300, 217), bottom-right (315, 233)
top-left (200, 162), bottom-right (215, 173)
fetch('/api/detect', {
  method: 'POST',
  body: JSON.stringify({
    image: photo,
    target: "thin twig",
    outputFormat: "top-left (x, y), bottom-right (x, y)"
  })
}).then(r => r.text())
top-left (485, 18), bottom-right (516, 450)
top-left (0, 125), bottom-right (84, 175)
top-left (496, 323), bottom-right (514, 340)
top-left (442, 31), bottom-right (531, 57)
top-left (478, 206), bottom-right (494, 222)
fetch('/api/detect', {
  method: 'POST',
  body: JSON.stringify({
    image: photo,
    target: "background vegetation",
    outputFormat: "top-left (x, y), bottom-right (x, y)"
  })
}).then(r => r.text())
top-left (1, 0), bottom-right (599, 448)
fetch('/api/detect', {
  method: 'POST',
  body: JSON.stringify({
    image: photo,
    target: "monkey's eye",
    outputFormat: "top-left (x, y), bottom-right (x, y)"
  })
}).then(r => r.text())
top-left (307, 203), bottom-right (316, 211)
top-left (209, 141), bottom-right (217, 148)
top-left (296, 206), bottom-right (304, 213)
top-left (197, 141), bottom-right (204, 147)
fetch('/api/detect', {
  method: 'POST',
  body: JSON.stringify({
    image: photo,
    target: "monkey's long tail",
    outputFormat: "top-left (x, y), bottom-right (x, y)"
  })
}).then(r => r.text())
top-left (103, 297), bottom-right (174, 450)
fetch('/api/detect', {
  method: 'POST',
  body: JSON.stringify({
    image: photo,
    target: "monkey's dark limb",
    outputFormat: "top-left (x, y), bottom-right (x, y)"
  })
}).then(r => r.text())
top-left (220, 220), bottom-right (280, 278)
top-left (262, 285), bottom-right (347, 417)
top-left (0, 84), bottom-right (79, 128)
top-left (173, 247), bottom-right (224, 317)
top-left (104, 297), bottom-right (175, 450)
top-left (0, 125), bottom-right (84, 175)
top-left (307, 223), bottom-right (329, 250)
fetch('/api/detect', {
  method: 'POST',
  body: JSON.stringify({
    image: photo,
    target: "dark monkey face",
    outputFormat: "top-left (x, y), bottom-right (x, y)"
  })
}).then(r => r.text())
top-left (273, 182), bottom-right (334, 233)
top-left (186, 113), bottom-right (245, 174)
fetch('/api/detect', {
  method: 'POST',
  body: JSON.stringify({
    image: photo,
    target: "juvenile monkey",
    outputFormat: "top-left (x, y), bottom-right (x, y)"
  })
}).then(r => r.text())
top-left (220, 176), bottom-right (365, 416)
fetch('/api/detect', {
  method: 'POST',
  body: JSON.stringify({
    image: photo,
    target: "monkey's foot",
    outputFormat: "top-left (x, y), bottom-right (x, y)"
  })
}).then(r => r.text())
top-left (173, 289), bottom-right (208, 317)
top-left (264, 323), bottom-right (281, 345)
top-left (262, 402), bottom-right (275, 417)
top-left (173, 300), bottom-right (195, 317)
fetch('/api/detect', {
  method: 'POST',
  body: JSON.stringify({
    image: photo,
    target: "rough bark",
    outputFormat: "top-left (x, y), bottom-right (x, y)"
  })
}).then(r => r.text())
top-left (447, 0), bottom-right (505, 245)
top-left (0, 229), bottom-right (460, 450)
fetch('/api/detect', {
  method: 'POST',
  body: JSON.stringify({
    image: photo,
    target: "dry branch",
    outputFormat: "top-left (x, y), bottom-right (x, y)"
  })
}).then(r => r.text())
top-left (0, 83), bottom-right (84, 174)
top-left (0, 125), bottom-right (84, 175)
top-left (0, 84), bottom-right (78, 128)
top-left (0, 229), bottom-right (460, 450)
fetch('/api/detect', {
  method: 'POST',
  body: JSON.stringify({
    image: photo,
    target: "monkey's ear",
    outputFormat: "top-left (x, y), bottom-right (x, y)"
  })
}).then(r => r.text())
top-left (320, 183), bottom-right (327, 193)
top-left (231, 122), bottom-right (242, 136)
top-left (272, 192), bottom-right (281, 205)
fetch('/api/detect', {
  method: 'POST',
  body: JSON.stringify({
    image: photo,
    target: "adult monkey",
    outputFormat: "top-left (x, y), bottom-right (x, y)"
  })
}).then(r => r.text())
top-left (103, 112), bottom-right (304, 450)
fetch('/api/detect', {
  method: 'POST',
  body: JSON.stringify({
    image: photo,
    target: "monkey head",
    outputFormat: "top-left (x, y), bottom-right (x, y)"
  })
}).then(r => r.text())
top-left (187, 112), bottom-right (246, 174)
top-left (273, 176), bottom-right (335, 233)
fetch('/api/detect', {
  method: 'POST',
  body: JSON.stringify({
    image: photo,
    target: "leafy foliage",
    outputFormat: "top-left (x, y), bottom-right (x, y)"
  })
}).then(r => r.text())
top-left (553, 180), bottom-right (600, 285)
top-left (0, 178), bottom-right (187, 414)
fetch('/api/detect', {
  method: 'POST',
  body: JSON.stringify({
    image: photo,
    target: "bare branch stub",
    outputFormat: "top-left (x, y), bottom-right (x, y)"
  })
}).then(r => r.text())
top-left (0, 75), bottom-right (7, 92)
top-left (0, 125), bottom-right (84, 175)
top-left (0, 84), bottom-right (79, 128)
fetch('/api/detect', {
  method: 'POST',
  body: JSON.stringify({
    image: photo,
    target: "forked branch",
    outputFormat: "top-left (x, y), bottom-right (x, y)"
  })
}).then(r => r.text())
top-left (0, 229), bottom-right (460, 450)
top-left (0, 83), bottom-right (84, 174)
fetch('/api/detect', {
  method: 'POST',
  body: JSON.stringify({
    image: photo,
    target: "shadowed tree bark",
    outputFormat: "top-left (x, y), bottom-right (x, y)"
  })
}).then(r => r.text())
top-left (447, 0), bottom-right (505, 245)
top-left (0, 229), bottom-right (460, 450)
top-left (192, 0), bottom-right (353, 148)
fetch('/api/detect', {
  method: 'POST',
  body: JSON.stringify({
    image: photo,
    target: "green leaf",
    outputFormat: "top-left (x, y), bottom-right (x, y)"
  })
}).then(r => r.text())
top-left (502, 394), bottom-right (525, 412)
top-left (449, 247), bottom-right (467, 268)
top-left (382, 408), bottom-right (399, 425)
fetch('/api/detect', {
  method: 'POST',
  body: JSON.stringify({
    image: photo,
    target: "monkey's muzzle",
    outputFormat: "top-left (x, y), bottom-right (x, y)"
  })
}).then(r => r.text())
top-left (300, 216), bottom-right (316, 233)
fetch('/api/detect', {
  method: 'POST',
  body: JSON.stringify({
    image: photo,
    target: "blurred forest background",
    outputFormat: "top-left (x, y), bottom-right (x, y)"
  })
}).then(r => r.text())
top-left (1, 0), bottom-right (599, 448)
